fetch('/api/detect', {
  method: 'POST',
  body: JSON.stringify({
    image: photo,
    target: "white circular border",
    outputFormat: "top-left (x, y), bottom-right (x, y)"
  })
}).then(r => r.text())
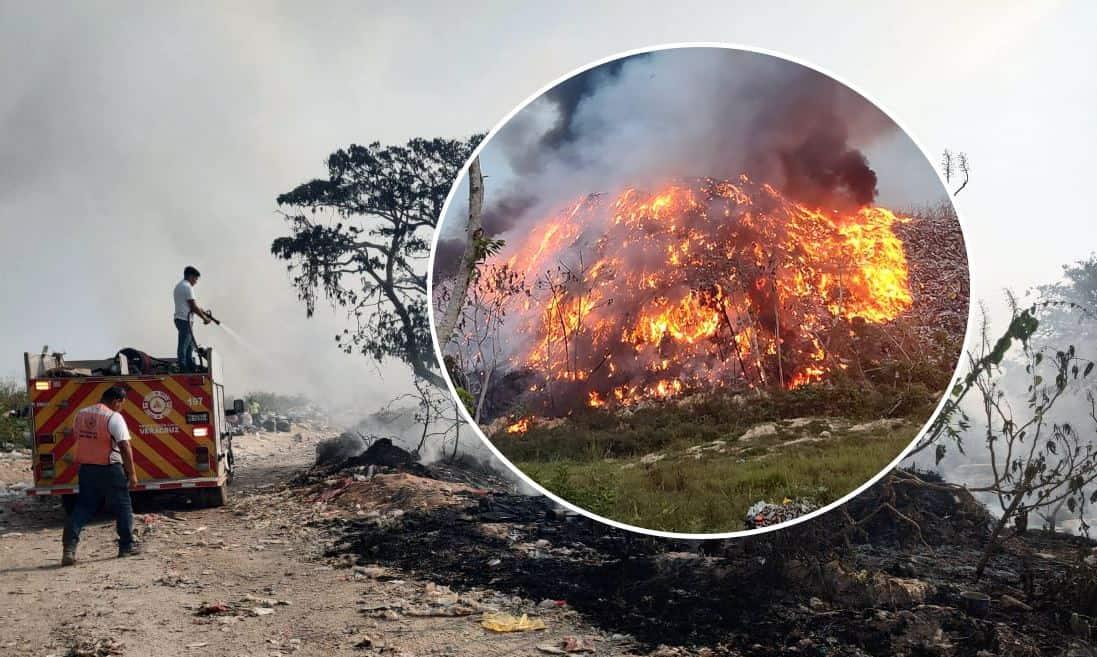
top-left (426, 42), bottom-right (975, 540)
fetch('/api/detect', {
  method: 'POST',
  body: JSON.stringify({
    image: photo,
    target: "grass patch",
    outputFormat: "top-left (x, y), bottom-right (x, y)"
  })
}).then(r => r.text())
top-left (498, 379), bottom-right (938, 463)
top-left (517, 426), bottom-right (915, 533)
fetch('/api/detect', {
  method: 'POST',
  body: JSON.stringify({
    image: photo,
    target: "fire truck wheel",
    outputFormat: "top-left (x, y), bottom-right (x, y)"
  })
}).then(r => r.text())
top-left (203, 485), bottom-right (228, 508)
top-left (61, 494), bottom-right (77, 515)
top-left (225, 441), bottom-right (235, 483)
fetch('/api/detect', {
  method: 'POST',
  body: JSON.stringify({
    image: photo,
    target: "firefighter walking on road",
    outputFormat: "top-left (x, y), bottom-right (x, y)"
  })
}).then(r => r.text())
top-left (61, 385), bottom-right (141, 565)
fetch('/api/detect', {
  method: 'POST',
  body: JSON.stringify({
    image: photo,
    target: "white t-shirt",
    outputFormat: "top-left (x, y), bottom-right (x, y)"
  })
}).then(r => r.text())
top-left (107, 412), bottom-right (132, 465)
top-left (174, 279), bottom-right (196, 321)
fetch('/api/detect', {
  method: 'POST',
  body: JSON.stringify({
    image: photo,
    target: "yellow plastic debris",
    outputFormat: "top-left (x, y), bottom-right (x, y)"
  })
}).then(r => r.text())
top-left (480, 612), bottom-right (547, 632)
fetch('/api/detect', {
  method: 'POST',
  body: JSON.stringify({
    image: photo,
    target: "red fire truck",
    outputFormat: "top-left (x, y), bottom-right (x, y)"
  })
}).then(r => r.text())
top-left (23, 348), bottom-right (239, 510)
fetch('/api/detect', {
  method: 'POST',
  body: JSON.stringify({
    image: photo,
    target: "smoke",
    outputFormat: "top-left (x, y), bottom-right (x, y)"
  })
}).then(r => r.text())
top-left (779, 126), bottom-right (879, 207)
top-left (436, 47), bottom-right (900, 275)
top-left (0, 5), bottom-right (414, 411)
top-left (906, 300), bottom-right (1097, 534)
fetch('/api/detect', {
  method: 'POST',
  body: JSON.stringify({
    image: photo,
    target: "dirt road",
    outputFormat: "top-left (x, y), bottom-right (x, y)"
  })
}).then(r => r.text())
top-left (0, 430), bottom-right (637, 657)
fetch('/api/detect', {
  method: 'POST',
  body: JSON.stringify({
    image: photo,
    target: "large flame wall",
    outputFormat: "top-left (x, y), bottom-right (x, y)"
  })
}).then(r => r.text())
top-left (482, 175), bottom-right (912, 409)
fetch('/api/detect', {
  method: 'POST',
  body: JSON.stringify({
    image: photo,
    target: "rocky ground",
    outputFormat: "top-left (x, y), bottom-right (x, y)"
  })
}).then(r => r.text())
top-left (3, 428), bottom-right (1097, 657)
top-left (0, 430), bottom-right (629, 657)
top-left (621, 416), bottom-right (916, 471)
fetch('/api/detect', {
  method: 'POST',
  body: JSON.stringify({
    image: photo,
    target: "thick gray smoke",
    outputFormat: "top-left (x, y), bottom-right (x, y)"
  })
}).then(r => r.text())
top-left (436, 47), bottom-right (899, 273)
top-left (0, 5), bottom-right (416, 411)
top-left (906, 302), bottom-right (1097, 534)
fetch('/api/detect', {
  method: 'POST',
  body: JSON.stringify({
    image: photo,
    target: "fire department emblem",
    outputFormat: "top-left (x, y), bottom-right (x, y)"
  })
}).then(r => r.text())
top-left (142, 390), bottom-right (172, 419)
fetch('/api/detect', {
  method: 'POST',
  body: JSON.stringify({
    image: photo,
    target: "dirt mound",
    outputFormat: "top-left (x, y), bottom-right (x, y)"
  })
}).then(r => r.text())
top-left (314, 472), bottom-right (483, 516)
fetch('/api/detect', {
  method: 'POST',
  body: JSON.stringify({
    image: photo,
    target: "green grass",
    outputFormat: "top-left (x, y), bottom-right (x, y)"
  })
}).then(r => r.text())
top-left (497, 380), bottom-right (940, 463)
top-left (516, 425), bottom-right (916, 534)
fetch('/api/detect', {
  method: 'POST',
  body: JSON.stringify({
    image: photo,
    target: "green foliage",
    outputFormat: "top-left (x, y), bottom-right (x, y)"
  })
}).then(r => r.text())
top-left (273, 135), bottom-right (483, 387)
top-left (539, 462), bottom-right (619, 518)
top-left (455, 386), bottom-right (476, 415)
top-left (0, 379), bottom-right (29, 448)
top-left (472, 236), bottom-right (506, 266)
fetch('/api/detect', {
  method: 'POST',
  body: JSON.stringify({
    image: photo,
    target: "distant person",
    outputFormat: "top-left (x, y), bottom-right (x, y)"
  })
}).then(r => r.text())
top-left (61, 386), bottom-right (140, 565)
top-left (174, 265), bottom-right (214, 373)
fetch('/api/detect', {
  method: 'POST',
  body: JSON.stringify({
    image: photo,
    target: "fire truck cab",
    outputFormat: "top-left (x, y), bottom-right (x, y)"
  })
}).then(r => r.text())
top-left (24, 348), bottom-right (239, 510)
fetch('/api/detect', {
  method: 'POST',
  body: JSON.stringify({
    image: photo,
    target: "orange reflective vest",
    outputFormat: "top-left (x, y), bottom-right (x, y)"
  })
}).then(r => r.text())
top-left (72, 403), bottom-right (119, 465)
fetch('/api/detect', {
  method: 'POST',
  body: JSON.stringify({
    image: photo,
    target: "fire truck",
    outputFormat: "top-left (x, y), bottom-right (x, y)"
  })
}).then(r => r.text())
top-left (23, 348), bottom-right (240, 510)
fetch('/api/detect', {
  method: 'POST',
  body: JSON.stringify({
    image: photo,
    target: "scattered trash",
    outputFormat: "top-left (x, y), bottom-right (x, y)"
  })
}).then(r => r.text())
top-left (481, 612), bottom-right (547, 632)
top-left (537, 636), bottom-right (595, 653)
top-left (744, 499), bottom-right (818, 528)
top-left (65, 638), bottom-right (124, 657)
top-left (196, 601), bottom-right (233, 616)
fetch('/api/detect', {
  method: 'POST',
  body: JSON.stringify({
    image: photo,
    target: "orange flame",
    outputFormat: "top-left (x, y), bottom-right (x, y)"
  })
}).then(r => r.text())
top-left (505, 417), bottom-right (531, 434)
top-left (488, 176), bottom-right (912, 406)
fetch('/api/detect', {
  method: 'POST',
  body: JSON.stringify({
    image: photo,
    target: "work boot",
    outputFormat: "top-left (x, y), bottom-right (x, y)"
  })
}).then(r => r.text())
top-left (117, 542), bottom-right (143, 558)
top-left (61, 525), bottom-right (76, 566)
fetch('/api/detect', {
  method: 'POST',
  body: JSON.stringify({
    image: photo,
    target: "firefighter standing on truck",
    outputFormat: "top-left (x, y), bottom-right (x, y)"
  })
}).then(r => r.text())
top-left (174, 265), bottom-right (214, 373)
top-left (61, 385), bottom-right (141, 565)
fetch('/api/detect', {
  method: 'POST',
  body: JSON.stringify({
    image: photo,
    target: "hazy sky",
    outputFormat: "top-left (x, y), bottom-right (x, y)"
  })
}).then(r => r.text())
top-left (1, 1), bottom-right (1093, 409)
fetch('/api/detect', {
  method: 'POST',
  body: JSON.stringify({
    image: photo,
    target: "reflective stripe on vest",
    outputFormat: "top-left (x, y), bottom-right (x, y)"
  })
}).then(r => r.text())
top-left (72, 403), bottom-right (119, 466)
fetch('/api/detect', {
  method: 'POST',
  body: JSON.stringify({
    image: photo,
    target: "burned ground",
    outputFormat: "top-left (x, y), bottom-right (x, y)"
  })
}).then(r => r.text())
top-left (314, 457), bottom-right (1097, 656)
top-left (5, 427), bottom-right (1097, 657)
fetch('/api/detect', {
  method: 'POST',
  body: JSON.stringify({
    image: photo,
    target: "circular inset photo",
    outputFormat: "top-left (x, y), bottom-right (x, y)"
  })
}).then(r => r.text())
top-left (429, 45), bottom-right (970, 537)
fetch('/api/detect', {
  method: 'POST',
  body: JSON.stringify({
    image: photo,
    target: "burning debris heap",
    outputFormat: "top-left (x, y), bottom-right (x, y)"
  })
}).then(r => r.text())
top-left (451, 175), bottom-right (966, 425)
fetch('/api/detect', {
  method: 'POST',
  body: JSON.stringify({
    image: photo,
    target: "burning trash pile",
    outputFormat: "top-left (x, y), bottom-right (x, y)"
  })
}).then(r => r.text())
top-left (445, 175), bottom-right (965, 428)
top-left (745, 498), bottom-right (820, 529)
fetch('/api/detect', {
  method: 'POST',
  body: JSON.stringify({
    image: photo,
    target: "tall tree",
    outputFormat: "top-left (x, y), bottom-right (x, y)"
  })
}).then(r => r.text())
top-left (1033, 253), bottom-right (1097, 344)
top-left (273, 135), bottom-right (482, 388)
top-left (435, 156), bottom-right (484, 346)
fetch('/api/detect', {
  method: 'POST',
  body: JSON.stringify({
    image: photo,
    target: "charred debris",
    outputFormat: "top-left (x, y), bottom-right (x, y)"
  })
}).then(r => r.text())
top-left (296, 434), bottom-right (1097, 656)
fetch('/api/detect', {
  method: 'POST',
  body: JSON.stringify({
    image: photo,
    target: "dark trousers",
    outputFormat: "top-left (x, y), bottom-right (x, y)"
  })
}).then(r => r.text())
top-left (175, 318), bottom-right (195, 372)
top-left (63, 463), bottom-right (134, 551)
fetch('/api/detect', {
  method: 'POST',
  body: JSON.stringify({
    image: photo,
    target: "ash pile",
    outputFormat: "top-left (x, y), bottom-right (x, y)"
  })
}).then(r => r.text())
top-left (308, 432), bottom-right (515, 492)
top-left (308, 461), bottom-right (1097, 656)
